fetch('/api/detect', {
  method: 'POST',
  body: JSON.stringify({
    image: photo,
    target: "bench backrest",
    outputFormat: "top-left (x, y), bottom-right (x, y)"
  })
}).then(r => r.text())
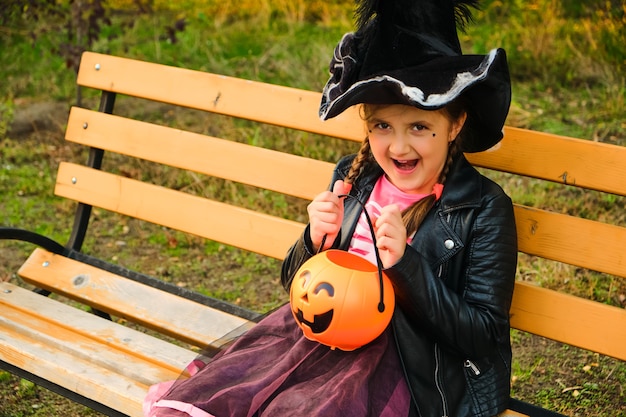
top-left (53, 52), bottom-right (626, 361)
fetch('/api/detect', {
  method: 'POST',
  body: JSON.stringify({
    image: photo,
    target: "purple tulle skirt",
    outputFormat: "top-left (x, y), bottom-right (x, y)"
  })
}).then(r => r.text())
top-left (144, 304), bottom-right (410, 417)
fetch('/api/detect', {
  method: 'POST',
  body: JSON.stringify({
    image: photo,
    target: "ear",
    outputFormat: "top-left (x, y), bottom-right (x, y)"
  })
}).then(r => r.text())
top-left (449, 112), bottom-right (467, 142)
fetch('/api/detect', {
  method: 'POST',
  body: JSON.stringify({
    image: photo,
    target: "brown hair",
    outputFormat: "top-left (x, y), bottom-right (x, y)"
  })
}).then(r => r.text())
top-left (345, 101), bottom-right (466, 237)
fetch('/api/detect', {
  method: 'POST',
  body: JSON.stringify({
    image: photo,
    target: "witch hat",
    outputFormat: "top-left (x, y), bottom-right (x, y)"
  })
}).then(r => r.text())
top-left (319, 0), bottom-right (511, 153)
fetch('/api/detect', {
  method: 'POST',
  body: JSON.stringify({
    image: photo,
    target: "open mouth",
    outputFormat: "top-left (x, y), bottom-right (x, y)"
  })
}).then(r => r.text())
top-left (393, 159), bottom-right (418, 171)
top-left (294, 309), bottom-right (334, 334)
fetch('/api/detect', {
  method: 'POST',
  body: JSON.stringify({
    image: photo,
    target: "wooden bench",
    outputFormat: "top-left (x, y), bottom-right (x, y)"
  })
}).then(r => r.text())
top-left (1, 52), bottom-right (624, 417)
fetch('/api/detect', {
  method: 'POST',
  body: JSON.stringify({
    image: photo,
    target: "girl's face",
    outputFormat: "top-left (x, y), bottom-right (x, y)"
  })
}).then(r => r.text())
top-left (365, 104), bottom-right (466, 194)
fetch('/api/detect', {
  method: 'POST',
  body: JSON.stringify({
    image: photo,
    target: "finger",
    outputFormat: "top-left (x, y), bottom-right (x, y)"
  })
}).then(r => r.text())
top-left (331, 179), bottom-right (344, 195)
top-left (331, 176), bottom-right (353, 196)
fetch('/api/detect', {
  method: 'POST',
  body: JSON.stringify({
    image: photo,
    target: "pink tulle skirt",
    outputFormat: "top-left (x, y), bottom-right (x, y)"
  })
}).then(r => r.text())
top-left (144, 304), bottom-right (410, 417)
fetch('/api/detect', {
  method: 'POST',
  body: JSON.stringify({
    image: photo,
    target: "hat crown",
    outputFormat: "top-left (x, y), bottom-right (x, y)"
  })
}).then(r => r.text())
top-left (367, 1), bottom-right (461, 72)
top-left (356, 0), bottom-right (476, 76)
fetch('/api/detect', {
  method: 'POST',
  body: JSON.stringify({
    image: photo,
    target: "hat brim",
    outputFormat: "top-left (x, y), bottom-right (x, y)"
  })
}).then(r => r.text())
top-left (320, 48), bottom-right (511, 153)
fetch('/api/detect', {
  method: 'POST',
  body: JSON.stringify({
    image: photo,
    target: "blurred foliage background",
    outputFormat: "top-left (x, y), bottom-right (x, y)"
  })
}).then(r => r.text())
top-left (0, 0), bottom-right (624, 139)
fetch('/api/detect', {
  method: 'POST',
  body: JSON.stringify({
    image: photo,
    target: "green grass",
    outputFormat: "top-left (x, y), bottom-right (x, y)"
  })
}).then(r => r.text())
top-left (0, 1), bottom-right (624, 416)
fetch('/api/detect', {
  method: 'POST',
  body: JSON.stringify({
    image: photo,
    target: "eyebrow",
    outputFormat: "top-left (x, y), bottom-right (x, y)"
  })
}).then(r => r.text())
top-left (368, 117), bottom-right (433, 128)
top-left (366, 116), bottom-right (387, 123)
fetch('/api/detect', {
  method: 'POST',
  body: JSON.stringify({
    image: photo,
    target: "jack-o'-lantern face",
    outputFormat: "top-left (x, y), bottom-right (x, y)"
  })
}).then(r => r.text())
top-left (290, 249), bottom-right (395, 351)
top-left (293, 274), bottom-right (335, 334)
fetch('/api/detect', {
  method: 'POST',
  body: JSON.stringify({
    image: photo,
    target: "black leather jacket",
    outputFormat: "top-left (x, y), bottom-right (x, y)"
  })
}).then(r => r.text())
top-left (281, 153), bottom-right (518, 417)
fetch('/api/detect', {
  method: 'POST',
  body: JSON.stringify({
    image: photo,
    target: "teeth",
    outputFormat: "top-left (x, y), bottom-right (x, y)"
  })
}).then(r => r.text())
top-left (393, 159), bottom-right (418, 170)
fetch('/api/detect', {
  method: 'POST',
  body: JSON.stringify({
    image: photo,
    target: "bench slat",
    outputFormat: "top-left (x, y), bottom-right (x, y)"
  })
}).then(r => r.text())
top-left (77, 51), bottom-right (363, 142)
top-left (468, 127), bottom-right (626, 196)
top-left (17, 248), bottom-right (253, 348)
top-left (77, 52), bottom-right (626, 196)
top-left (0, 329), bottom-right (145, 416)
top-left (65, 107), bottom-right (335, 200)
top-left (510, 281), bottom-right (626, 361)
top-left (0, 282), bottom-right (197, 416)
top-left (55, 162), bottom-right (306, 260)
top-left (514, 205), bottom-right (626, 279)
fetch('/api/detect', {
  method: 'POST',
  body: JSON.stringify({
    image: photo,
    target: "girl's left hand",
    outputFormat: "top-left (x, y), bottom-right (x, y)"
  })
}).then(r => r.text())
top-left (374, 204), bottom-right (407, 268)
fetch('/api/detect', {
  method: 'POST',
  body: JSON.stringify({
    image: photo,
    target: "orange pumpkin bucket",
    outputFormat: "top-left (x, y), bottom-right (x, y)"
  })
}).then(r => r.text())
top-left (289, 192), bottom-right (395, 351)
top-left (290, 249), bottom-right (395, 351)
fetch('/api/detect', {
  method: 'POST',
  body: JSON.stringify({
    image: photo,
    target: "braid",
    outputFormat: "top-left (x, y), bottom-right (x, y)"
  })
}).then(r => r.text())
top-left (439, 140), bottom-right (459, 184)
top-left (402, 141), bottom-right (460, 236)
top-left (345, 136), bottom-right (372, 186)
top-left (402, 194), bottom-right (436, 237)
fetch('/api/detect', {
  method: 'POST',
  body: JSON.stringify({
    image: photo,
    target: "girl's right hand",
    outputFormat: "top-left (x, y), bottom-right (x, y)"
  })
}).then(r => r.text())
top-left (307, 180), bottom-right (347, 251)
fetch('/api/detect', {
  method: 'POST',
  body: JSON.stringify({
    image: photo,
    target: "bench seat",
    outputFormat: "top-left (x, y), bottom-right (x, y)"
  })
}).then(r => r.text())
top-left (0, 281), bottom-right (197, 416)
top-left (18, 248), bottom-right (253, 347)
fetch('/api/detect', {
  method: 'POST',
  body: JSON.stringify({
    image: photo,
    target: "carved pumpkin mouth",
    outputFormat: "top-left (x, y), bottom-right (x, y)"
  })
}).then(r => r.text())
top-left (294, 308), bottom-right (334, 334)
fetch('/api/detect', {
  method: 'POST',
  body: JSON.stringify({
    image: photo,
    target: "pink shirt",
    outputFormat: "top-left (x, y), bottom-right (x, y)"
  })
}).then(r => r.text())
top-left (348, 175), bottom-right (429, 265)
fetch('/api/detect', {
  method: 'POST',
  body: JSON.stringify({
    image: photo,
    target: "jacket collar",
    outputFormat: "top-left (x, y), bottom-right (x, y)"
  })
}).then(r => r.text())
top-left (437, 154), bottom-right (483, 212)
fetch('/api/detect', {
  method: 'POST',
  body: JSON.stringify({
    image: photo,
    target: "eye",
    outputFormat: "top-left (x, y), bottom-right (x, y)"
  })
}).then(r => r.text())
top-left (298, 270), bottom-right (311, 288)
top-left (368, 121), bottom-right (391, 133)
top-left (313, 282), bottom-right (334, 296)
top-left (411, 123), bottom-right (427, 131)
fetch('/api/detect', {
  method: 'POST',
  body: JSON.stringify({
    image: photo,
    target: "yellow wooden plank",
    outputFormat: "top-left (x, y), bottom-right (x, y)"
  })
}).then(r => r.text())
top-left (510, 281), bottom-right (626, 361)
top-left (0, 282), bottom-right (197, 416)
top-left (0, 282), bottom-right (195, 377)
top-left (0, 328), bottom-right (145, 416)
top-left (18, 248), bottom-right (253, 348)
top-left (77, 51), bottom-right (363, 142)
top-left (55, 163), bottom-right (306, 260)
top-left (514, 205), bottom-right (626, 278)
top-left (65, 107), bottom-right (334, 201)
top-left (469, 127), bottom-right (626, 196)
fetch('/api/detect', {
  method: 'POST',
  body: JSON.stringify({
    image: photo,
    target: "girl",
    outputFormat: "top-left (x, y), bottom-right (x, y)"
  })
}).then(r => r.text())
top-left (281, 100), bottom-right (517, 417)
top-left (146, 1), bottom-right (517, 416)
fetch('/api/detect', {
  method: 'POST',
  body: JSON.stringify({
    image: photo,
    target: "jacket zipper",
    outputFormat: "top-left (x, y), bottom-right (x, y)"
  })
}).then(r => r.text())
top-left (435, 214), bottom-right (451, 416)
top-left (434, 343), bottom-right (449, 417)
top-left (464, 359), bottom-right (481, 376)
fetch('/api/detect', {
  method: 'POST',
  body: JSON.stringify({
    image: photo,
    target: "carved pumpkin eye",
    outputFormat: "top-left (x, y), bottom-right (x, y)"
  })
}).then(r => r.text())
top-left (298, 270), bottom-right (311, 289)
top-left (313, 282), bottom-right (334, 296)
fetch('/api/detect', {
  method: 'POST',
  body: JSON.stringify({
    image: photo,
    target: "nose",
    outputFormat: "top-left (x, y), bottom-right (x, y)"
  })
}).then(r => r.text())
top-left (388, 133), bottom-right (411, 156)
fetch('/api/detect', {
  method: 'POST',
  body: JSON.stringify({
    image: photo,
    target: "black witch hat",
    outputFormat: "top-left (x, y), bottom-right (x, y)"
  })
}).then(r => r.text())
top-left (319, 0), bottom-right (511, 153)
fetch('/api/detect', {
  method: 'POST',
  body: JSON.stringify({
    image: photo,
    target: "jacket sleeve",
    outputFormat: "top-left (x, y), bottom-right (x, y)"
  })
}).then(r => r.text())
top-left (385, 190), bottom-right (517, 358)
top-left (280, 225), bottom-right (315, 291)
